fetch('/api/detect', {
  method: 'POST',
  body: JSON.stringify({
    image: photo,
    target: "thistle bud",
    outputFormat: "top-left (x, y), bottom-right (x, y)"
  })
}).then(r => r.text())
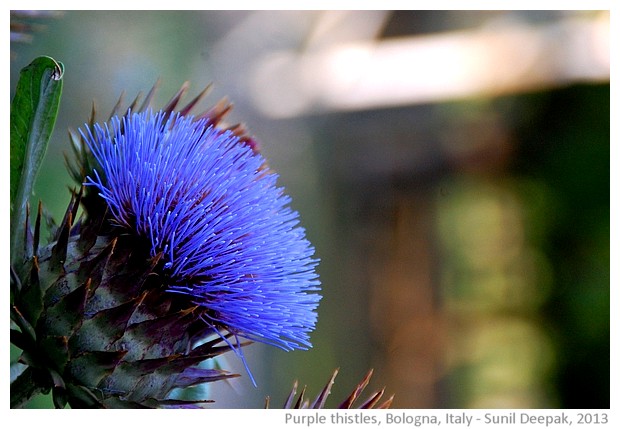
top-left (11, 84), bottom-right (321, 408)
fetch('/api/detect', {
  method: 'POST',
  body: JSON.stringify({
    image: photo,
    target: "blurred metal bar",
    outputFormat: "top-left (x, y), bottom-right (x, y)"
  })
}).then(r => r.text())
top-left (250, 12), bottom-right (609, 118)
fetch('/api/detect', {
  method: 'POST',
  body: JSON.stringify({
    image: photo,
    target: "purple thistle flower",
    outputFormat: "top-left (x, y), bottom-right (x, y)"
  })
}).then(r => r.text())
top-left (80, 109), bottom-right (321, 353)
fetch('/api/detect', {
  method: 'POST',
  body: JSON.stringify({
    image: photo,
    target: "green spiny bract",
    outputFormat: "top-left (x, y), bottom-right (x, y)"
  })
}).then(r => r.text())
top-left (10, 83), bottom-right (251, 408)
top-left (11, 187), bottom-right (241, 408)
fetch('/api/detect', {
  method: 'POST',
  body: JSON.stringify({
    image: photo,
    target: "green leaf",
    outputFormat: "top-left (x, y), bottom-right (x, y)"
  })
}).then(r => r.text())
top-left (10, 56), bottom-right (64, 264)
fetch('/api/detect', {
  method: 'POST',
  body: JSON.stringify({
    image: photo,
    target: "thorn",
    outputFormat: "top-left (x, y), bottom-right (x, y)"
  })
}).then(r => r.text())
top-left (70, 187), bottom-right (83, 228)
top-left (50, 210), bottom-right (72, 272)
top-left (162, 81), bottom-right (190, 117)
top-left (179, 83), bottom-right (213, 117)
top-left (198, 97), bottom-right (232, 126)
top-left (10, 305), bottom-right (36, 345)
top-left (311, 368), bottom-right (339, 409)
top-left (283, 379), bottom-right (299, 409)
top-left (294, 385), bottom-right (307, 409)
top-left (17, 255), bottom-right (44, 324)
top-left (63, 152), bottom-right (83, 186)
top-left (125, 90), bottom-right (144, 116)
top-left (339, 368), bottom-right (373, 409)
top-left (377, 394), bottom-right (395, 409)
top-left (77, 237), bottom-right (117, 293)
top-left (359, 387), bottom-right (385, 409)
top-left (139, 79), bottom-right (161, 112)
top-left (89, 100), bottom-right (98, 128)
top-left (30, 255), bottom-right (40, 286)
top-left (108, 92), bottom-right (125, 121)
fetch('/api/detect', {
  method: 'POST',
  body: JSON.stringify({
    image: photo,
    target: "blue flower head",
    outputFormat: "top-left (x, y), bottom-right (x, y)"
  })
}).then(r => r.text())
top-left (80, 110), bottom-right (321, 353)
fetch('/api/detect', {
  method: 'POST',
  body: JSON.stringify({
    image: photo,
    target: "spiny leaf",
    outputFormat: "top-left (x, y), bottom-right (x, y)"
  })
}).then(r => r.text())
top-left (10, 305), bottom-right (36, 345)
top-left (376, 394), bottom-right (395, 409)
top-left (311, 368), bottom-right (338, 409)
top-left (172, 367), bottom-right (238, 389)
top-left (339, 368), bottom-right (373, 409)
top-left (114, 307), bottom-right (198, 360)
top-left (70, 293), bottom-right (146, 353)
top-left (38, 281), bottom-right (89, 337)
top-left (93, 240), bottom-right (161, 315)
top-left (283, 379), bottom-right (299, 409)
top-left (273, 369), bottom-right (394, 409)
top-left (66, 350), bottom-right (127, 387)
top-left (137, 79), bottom-right (160, 112)
top-left (178, 83), bottom-right (212, 116)
top-left (10, 56), bottom-right (63, 265)
top-left (38, 335), bottom-right (69, 372)
top-left (65, 383), bottom-right (105, 408)
top-left (294, 385), bottom-right (308, 409)
top-left (17, 256), bottom-right (43, 324)
top-left (161, 81), bottom-right (189, 115)
top-left (49, 187), bottom-right (81, 270)
top-left (188, 333), bottom-right (251, 359)
top-left (358, 387), bottom-right (387, 409)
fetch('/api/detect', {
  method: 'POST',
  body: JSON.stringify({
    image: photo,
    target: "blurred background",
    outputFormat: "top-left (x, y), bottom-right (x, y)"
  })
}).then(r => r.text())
top-left (10, 10), bottom-right (610, 409)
